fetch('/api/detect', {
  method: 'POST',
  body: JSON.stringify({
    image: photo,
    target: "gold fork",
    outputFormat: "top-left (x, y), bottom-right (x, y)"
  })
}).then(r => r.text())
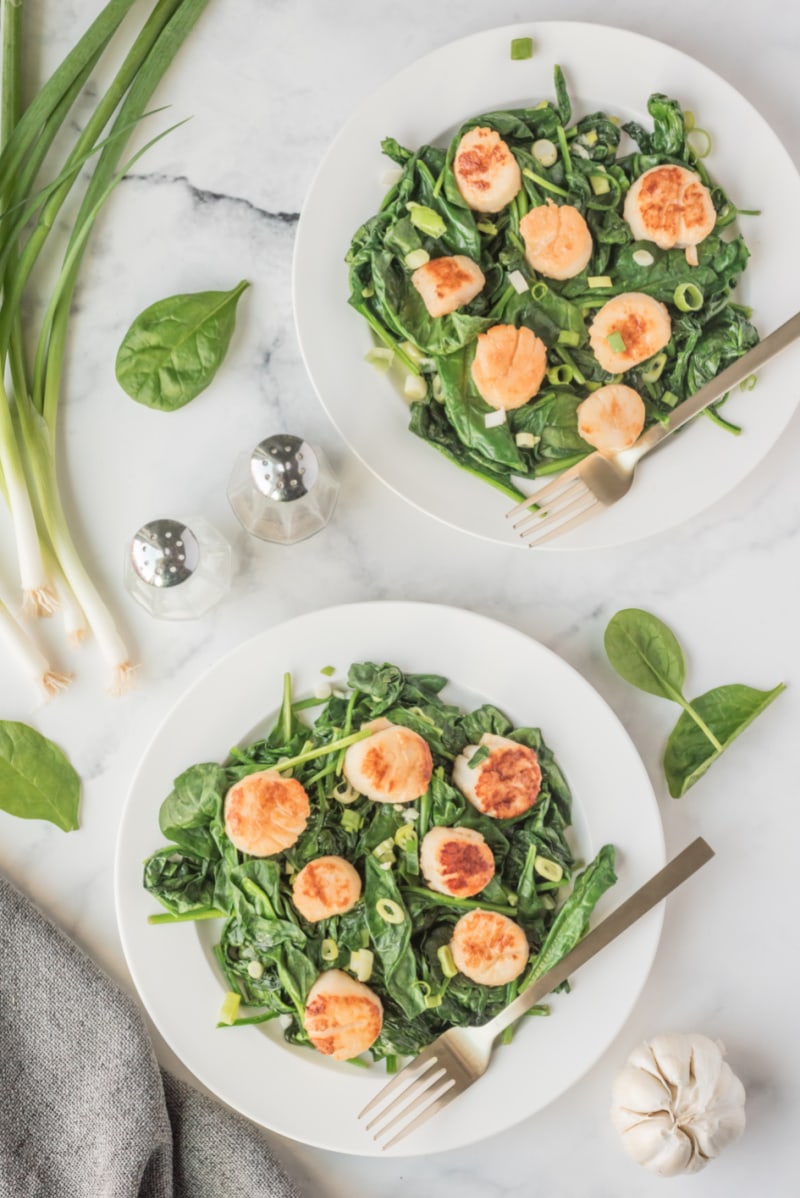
top-left (358, 837), bottom-right (714, 1150)
top-left (506, 310), bottom-right (800, 546)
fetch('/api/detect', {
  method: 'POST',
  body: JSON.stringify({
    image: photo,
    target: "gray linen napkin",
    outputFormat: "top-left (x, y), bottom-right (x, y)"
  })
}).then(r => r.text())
top-left (0, 874), bottom-right (304, 1198)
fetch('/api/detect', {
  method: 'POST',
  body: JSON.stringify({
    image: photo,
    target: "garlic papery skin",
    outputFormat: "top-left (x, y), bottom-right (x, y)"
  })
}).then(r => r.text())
top-left (611, 1033), bottom-right (746, 1176)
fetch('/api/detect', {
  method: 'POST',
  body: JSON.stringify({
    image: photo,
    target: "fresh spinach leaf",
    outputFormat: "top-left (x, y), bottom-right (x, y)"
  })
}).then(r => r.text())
top-left (115, 280), bottom-right (249, 411)
top-left (664, 683), bottom-right (786, 797)
top-left (605, 609), bottom-right (785, 796)
top-left (0, 721), bottom-right (80, 831)
top-left (604, 608), bottom-right (687, 700)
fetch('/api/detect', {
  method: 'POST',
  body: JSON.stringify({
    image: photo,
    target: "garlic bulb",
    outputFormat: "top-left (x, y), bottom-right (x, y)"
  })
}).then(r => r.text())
top-left (611, 1033), bottom-right (746, 1176)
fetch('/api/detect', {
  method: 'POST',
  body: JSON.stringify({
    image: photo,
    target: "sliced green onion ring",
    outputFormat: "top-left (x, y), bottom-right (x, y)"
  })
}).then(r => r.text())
top-left (547, 364), bottom-right (574, 386)
top-left (640, 352), bottom-right (667, 383)
top-left (674, 282), bottom-right (704, 312)
top-left (437, 944), bottom-right (458, 978)
top-left (321, 939), bottom-right (338, 962)
top-left (376, 898), bottom-right (405, 924)
top-left (406, 201), bottom-right (446, 239)
top-left (687, 127), bottom-right (712, 158)
top-left (740, 373), bottom-right (758, 392)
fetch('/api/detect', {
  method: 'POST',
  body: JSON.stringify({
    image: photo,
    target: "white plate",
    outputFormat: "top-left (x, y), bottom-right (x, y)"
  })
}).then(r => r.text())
top-left (115, 602), bottom-right (664, 1156)
top-left (293, 22), bottom-right (800, 548)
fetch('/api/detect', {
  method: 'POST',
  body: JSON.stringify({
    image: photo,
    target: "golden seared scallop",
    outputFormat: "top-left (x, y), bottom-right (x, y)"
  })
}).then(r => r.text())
top-left (471, 324), bottom-right (547, 410)
top-left (577, 384), bottom-right (646, 454)
top-left (453, 126), bottom-right (522, 213)
top-left (223, 769), bottom-right (310, 857)
top-left (520, 200), bottom-right (593, 281)
top-left (624, 164), bottom-right (716, 251)
top-left (419, 826), bottom-right (495, 898)
top-left (411, 255), bottom-right (485, 318)
top-left (450, 910), bottom-right (529, 987)
top-left (292, 856), bottom-right (362, 923)
top-left (304, 970), bottom-right (383, 1060)
top-left (343, 720), bottom-right (433, 804)
top-left (453, 733), bottom-right (542, 820)
top-left (589, 292), bottom-right (671, 373)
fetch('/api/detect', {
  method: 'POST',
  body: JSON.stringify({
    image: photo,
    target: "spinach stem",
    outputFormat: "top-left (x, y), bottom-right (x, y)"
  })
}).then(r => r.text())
top-left (403, 886), bottom-right (516, 917)
top-left (674, 694), bottom-right (724, 752)
top-left (275, 727), bottom-right (372, 774)
top-left (148, 907), bottom-right (225, 924)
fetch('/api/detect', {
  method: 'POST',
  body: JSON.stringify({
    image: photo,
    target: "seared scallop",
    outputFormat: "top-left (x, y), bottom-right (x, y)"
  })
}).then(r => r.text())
top-left (624, 164), bottom-right (716, 250)
top-left (589, 292), bottom-right (672, 373)
top-left (223, 769), bottom-right (310, 857)
top-left (304, 970), bottom-right (383, 1060)
top-left (411, 255), bottom-right (485, 318)
top-left (520, 201), bottom-right (593, 280)
top-left (420, 826), bottom-right (495, 898)
top-left (453, 733), bottom-right (542, 819)
top-left (577, 384), bottom-right (646, 453)
top-left (292, 856), bottom-right (362, 923)
top-left (450, 910), bottom-right (529, 986)
top-left (471, 324), bottom-right (547, 410)
top-left (453, 126), bottom-right (522, 213)
top-left (343, 720), bottom-right (433, 804)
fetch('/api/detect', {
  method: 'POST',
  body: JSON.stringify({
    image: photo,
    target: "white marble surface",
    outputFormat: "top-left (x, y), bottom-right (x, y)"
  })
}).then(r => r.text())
top-left (1, 1), bottom-right (799, 1194)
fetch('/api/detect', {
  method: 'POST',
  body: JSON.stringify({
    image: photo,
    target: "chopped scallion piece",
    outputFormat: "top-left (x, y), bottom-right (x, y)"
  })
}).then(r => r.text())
top-left (437, 944), bottom-right (458, 978)
top-left (247, 960), bottom-right (265, 980)
top-left (403, 373), bottom-right (428, 401)
top-left (484, 408), bottom-right (507, 428)
top-left (515, 431), bottom-right (540, 449)
top-left (320, 664), bottom-right (336, 676)
top-left (589, 173), bottom-right (610, 196)
top-left (632, 248), bottom-right (655, 267)
top-left (530, 281), bottom-right (549, 302)
top-left (393, 823), bottom-right (417, 848)
top-left (360, 286), bottom-right (374, 298)
top-left (340, 808), bottom-right (362, 833)
top-left (404, 247), bottom-right (430, 270)
top-left (349, 948), bottom-right (374, 982)
top-left (476, 220), bottom-right (498, 235)
top-left (740, 374), bottom-right (758, 392)
top-left (534, 856), bottom-right (563, 882)
top-left (218, 992), bottom-right (241, 1026)
top-left (674, 282), bottom-right (703, 312)
top-left (606, 331), bottom-right (627, 354)
top-left (364, 347), bottom-right (393, 373)
top-left (532, 138), bottom-right (557, 167)
top-left (546, 364), bottom-right (574, 386)
top-left (406, 201), bottom-right (446, 238)
top-left (661, 390), bottom-right (680, 408)
top-left (373, 837), bottom-right (396, 864)
top-left (588, 276), bottom-right (613, 289)
top-left (321, 939), bottom-right (338, 962)
top-left (508, 269), bottom-right (529, 294)
top-left (376, 898), bottom-right (404, 925)
top-left (640, 352), bottom-right (667, 384)
top-left (582, 129), bottom-right (599, 147)
top-left (557, 330), bottom-right (580, 347)
top-left (510, 36), bottom-right (534, 60)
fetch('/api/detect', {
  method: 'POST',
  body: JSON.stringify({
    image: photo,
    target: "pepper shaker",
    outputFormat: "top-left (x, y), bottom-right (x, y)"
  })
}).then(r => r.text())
top-left (124, 516), bottom-right (232, 620)
top-left (227, 434), bottom-right (339, 544)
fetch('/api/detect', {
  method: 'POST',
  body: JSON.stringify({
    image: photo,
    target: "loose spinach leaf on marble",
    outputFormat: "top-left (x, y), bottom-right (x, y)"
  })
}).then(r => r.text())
top-left (605, 609), bottom-right (785, 797)
top-left (663, 683), bottom-right (785, 797)
top-left (0, 721), bottom-right (80, 831)
top-left (115, 280), bottom-right (249, 410)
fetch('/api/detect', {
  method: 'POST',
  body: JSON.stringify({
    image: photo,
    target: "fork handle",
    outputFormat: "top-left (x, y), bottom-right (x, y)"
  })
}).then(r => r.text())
top-left (629, 309), bottom-right (800, 461)
top-left (481, 837), bottom-right (714, 1042)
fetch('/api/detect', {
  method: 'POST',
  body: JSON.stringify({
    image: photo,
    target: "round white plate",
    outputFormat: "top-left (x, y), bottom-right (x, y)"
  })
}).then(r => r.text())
top-left (116, 602), bottom-right (664, 1155)
top-left (293, 22), bottom-right (800, 549)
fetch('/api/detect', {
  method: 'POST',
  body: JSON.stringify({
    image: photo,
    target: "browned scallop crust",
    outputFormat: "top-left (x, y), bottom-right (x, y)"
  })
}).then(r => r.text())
top-left (347, 726), bottom-right (434, 803)
top-left (434, 837), bottom-right (494, 898)
top-left (636, 165), bottom-right (685, 244)
top-left (304, 989), bottom-right (383, 1059)
top-left (451, 910), bottom-right (529, 986)
top-left (475, 743), bottom-right (542, 818)
top-left (292, 856), bottom-right (361, 922)
top-left (224, 771), bottom-right (310, 857)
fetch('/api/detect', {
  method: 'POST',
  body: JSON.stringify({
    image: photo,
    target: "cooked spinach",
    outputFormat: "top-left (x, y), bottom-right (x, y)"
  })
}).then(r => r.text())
top-left (115, 280), bottom-right (249, 410)
top-left (346, 68), bottom-right (758, 497)
top-left (0, 721), bottom-right (80, 831)
top-left (143, 661), bottom-right (615, 1063)
top-left (605, 609), bottom-right (785, 797)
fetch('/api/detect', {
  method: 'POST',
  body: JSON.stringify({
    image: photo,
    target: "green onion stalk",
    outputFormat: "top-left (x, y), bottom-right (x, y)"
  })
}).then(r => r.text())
top-left (0, 0), bottom-right (210, 694)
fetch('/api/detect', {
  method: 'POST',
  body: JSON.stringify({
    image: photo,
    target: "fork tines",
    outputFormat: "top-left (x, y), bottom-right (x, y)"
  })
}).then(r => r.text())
top-left (357, 1049), bottom-right (458, 1151)
top-left (506, 467), bottom-right (600, 547)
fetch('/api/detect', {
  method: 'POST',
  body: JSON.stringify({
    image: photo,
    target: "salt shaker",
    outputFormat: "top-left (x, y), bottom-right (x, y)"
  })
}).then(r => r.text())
top-left (124, 516), bottom-right (232, 620)
top-left (227, 433), bottom-right (339, 544)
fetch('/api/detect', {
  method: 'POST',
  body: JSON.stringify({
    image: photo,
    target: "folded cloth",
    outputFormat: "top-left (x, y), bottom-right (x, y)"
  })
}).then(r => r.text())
top-left (0, 874), bottom-right (304, 1198)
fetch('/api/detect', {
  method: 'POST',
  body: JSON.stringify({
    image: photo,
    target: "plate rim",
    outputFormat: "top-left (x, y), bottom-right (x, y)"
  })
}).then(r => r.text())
top-left (114, 599), bottom-right (666, 1156)
top-left (292, 19), bottom-right (800, 551)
